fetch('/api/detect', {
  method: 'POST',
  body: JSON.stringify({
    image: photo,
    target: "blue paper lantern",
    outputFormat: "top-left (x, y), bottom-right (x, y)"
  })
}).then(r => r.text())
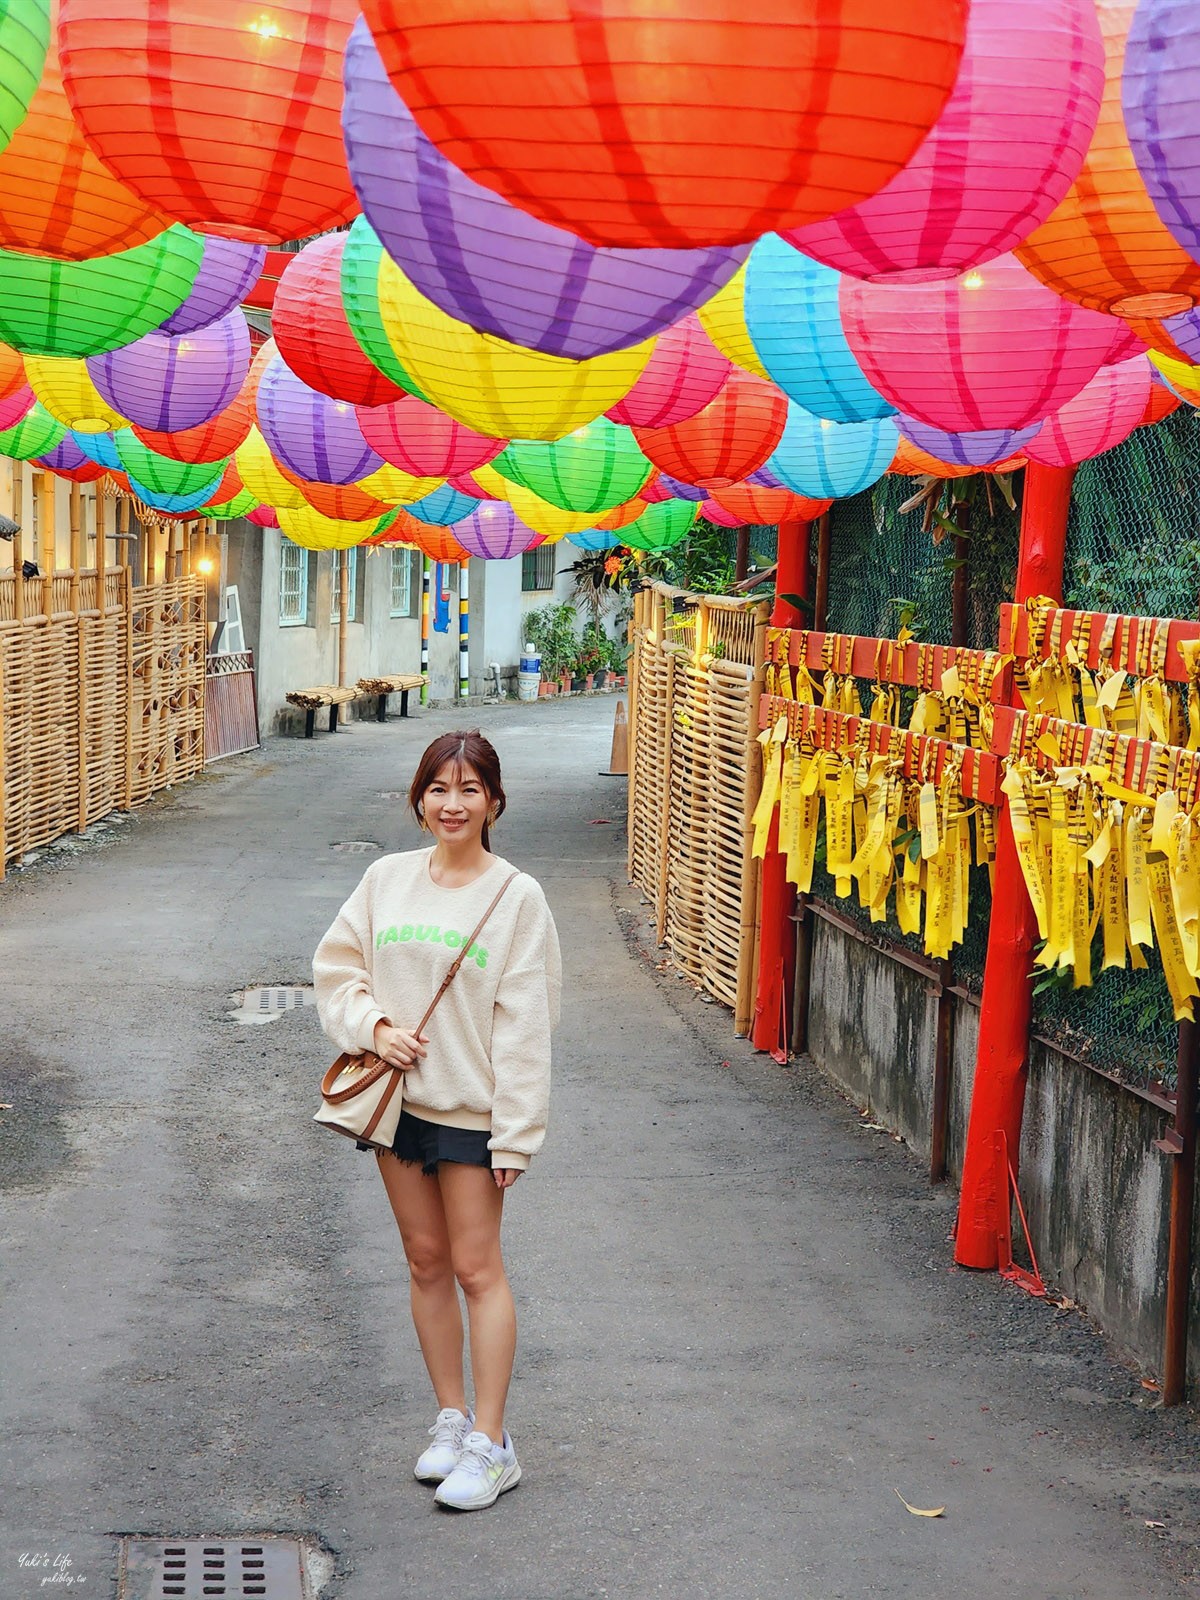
top-left (567, 529), bottom-right (622, 551)
top-left (768, 407), bottom-right (899, 499)
top-left (405, 483), bottom-right (484, 526)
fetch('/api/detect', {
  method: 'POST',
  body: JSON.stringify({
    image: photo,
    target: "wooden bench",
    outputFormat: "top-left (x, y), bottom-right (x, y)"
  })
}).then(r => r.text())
top-left (356, 672), bottom-right (425, 723)
top-left (286, 684), bottom-right (358, 738)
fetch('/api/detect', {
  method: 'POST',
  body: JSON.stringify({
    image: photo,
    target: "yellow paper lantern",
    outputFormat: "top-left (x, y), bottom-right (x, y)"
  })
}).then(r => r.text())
top-left (278, 503), bottom-right (389, 549)
top-left (24, 353), bottom-right (128, 432)
top-left (358, 460), bottom-right (444, 503)
top-left (234, 426), bottom-right (307, 511)
top-left (1149, 350), bottom-right (1200, 403)
top-left (377, 255), bottom-right (652, 441)
top-left (472, 462), bottom-right (602, 537)
top-left (695, 265), bottom-right (770, 381)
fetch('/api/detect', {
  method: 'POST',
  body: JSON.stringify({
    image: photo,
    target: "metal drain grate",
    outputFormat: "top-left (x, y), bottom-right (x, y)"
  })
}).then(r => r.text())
top-left (331, 840), bottom-right (382, 853)
top-left (119, 1538), bottom-right (305, 1600)
top-left (247, 986), bottom-right (314, 1013)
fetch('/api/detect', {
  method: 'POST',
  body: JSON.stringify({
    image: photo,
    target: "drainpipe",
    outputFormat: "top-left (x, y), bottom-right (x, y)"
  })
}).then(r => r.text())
top-left (337, 549), bottom-right (348, 688)
top-left (459, 557), bottom-right (470, 700)
top-left (420, 556), bottom-right (431, 705)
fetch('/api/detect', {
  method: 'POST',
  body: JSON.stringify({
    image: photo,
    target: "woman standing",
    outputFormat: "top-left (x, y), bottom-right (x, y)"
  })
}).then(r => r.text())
top-left (313, 730), bottom-right (561, 1511)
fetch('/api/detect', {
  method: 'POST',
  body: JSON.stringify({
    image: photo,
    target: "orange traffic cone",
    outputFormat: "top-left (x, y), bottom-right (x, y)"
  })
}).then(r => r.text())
top-left (600, 699), bottom-right (628, 776)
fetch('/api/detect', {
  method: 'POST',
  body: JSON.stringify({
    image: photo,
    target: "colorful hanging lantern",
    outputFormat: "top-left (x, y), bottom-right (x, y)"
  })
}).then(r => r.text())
top-left (88, 308), bottom-right (251, 433)
top-left (700, 498), bottom-right (747, 528)
top-left (405, 522), bottom-right (470, 563)
top-left (1124, 1), bottom-right (1200, 293)
top-left (340, 217), bottom-right (427, 399)
top-left (36, 434), bottom-right (105, 482)
top-left (59, 0), bottom-right (361, 245)
top-left (404, 483), bottom-right (484, 527)
top-left (158, 236), bottom-right (265, 336)
top-left (24, 354), bottom-right (128, 432)
top-left (491, 418), bottom-right (654, 514)
top-left (277, 503), bottom-right (393, 550)
top-left (566, 529), bottom-right (622, 551)
top-left (233, 432), bottom-right (306, 511)
top-left (377, 257), bottom-right (653, 441)
top-left (272, 232), bottom-right (404, 407)
top-left (0, 21), bottom-right (168, 260)
top-left (743, 237), bottom-right (894, 422)
top-left (132, 381), bottom-right (254, 465)
top-left (0, 225), bottom-right (203, 358)
top-left (621, 498), bottom-right (699, 553)
top-left (114, 431), bottom-right (229, 497)
top-left (246, 504), bottom-right (279, 528)
top-left (0, 341), bottom-right (24, 400)
top-left (593, 494), bottom-right (653, 531)
top-left (841, 253), bottom-right (1119, 431)
top-left (889, 437), bottom-right (984, 478)
top-left (632, 370), bottom-right (787, 490)
top-left (606, 314), bottom-right (731, 430)
top-left (0, 383), bottom-right (34, 431)
top-left (469, 467), bottom-right (600, 538)
top-left (299, 479), bottom-right (395, 522)
top-left (256, 358), bottom-right (383, 486)
top-left (1015, 0), bottom-right (1200, 318)
top-left (448, 501), bottom-right (539, 560)
top-left (895, 414), bottom-right (1043, 467)
top-left (1139, 381), bottom-right (1182, 426)
top-left (696, 266), bottom-right (771, 379)
top-left (0, 0), bottom-right (49, 157)
top-left (342, 16), bottom-right (749, 359)
top-left (0, 401), bottom-right (66, 459)
top-left (356, 393), bottom-right (505, 479)
top-left (358, 460), bottom-right (444, 504)
top-left (1025, 355), bottom-right (1152, 465)
top-left (69, 427), bottom-right (122, 471)
top-left (643, 472), bottom-right (706, 503)
top-left (768, 409), bottom-right (899, 499)
top-left (361, 0), bottom-right (968, 251)
top-left (204, 488), bottom-right (259, 520)
top-left (128, 474), bottom-right (225, 514)
top-left (706, 483), bottom-right (832, 524)
top-left (785, 0), bottom-right (1103, 284)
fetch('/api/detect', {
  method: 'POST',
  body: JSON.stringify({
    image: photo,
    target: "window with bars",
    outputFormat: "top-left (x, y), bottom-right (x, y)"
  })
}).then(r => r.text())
top-left (331, 547), bottom-right (361, 624)
top-left (390, 547), bottom-right (417, 617)
top-left (279, 536), bottom-right (308, 626)
top-left (521, 544), bottom-right (557, 592)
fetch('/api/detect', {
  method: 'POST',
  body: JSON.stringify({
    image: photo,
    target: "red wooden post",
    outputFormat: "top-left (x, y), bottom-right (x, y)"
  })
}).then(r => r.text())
top-left (751, 518), bottom-right (811, 1056)
top-left (954, 463), bottom-right (1076, 1267)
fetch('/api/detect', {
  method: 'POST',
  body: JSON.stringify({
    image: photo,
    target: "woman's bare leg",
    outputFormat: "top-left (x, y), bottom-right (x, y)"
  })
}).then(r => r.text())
top-left (377, 1153), bottom-right (467, 1413)
top-left (438, 1163), bottom-right (514, 1444)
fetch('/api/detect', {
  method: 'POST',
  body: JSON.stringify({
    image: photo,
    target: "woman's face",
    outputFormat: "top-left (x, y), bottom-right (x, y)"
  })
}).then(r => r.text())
top-left (422, 759), bottom-right (491, 846)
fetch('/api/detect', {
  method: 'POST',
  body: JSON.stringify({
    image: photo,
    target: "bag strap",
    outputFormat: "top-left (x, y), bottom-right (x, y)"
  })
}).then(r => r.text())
top-left (413, 869), bottom-right (519, 1035)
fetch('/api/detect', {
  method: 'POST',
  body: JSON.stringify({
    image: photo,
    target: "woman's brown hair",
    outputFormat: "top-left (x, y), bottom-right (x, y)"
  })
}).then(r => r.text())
top-left (408, 730), bottom-right (507, 850)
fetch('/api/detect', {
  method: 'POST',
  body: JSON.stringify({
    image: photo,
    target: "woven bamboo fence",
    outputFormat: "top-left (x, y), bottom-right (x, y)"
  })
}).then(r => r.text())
top-left (627, 582), bottom-right (769, 1032)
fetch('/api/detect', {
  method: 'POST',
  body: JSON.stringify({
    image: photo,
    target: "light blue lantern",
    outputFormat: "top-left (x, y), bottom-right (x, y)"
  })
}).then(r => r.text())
top-left (70, 429), bottom-right (124, 472)
top-left (768, 406), bottom-right (899, 499)
top-left (743, 234), bottom-right (894, 424)
top-left (566, 529), bottom-right (622, 550)
top-left (126, 474), bottom-right (226, 514)
top-left (405, 483), bottom-right (486, 526)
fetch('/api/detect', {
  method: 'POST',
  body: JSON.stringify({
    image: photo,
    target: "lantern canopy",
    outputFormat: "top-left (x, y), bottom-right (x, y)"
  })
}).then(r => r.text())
top-left (491, 418), bottom-right (654, 513)
top-left (1015, 0), bottom-right (1200, 318)
top-left (0, 0), bottom-right (49, 158)
top-left (342, 16), bottom-right (749, 359)
top-left (1024, 354), bottom-right (1153, 465)
top-left (621, 499), bottom-right (699, 552)
top-left (0, 225), bottom-right (203, 358)
top-left (272, 232), bottom-right (404, 407)
top-left (768, 409), bottom-right (899, 499)
top-left (449, 501), bottom-right (539, 560)
top-left (632, 370), bottom-right (787, 490)
top-left (256, 358), bottom-right (383, 486)
top-left (59, 0), bottom-right (361, 244)
top-left (895, 414), bottom-right (1043, 467)
top-left (840, 253), bottom-right (1120, 431)
top-left (743, 237), bottom-right (895, 421)
top-left (159, 235), bottom-right (265, 335)
top-left (606, 314), bottom-right (731, 429)
top-left (360, 0), bottom-right (968, 250)
top-left (785, 0), bottom-right (1104, 283)
top-left (88, 308), bottom-right (251, 433)
top-left (356, 393), bottom-right (505, 478)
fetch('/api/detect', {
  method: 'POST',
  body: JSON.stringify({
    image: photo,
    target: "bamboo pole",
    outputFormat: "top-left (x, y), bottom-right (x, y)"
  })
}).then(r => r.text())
top-left (70, 483), bottom-right (88, 832)
top-left (656, 630), bottom-right (676, 945)
top-left (122, 562), bottom-right (134, 811)
top-left (94, 484), bottom-right (106, 577)
top-left (11, 464), bottom-right (24, 623)
top-left (38, 471), bottom-right (54, 611)
top-left (167, 522), bottom-right (179, 583)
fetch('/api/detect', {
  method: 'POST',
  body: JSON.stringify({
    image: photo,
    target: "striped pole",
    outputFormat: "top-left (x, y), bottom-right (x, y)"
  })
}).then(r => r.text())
top-left (458, 558), bottom-right (470, 700)
top-left (420, 556), bottom-right (431, 706)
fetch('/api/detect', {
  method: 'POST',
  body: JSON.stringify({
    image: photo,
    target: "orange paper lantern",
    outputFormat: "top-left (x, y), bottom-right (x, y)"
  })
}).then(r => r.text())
top-left (362, 0), bottom-right (968, 251)
top-left (1014, 0), bottom-right (1200, 319)
top-left (59, 0), bottom-right (361, 245)
top-left (632, 371), bottom-right (787, 490)
top-left (707, 483), bottom-right (832, 525)
top-left (132, 380), bottom-right (254, 465)
top-left (0, 341), bottom-right (25, 400)
top-left (299, 479), bottom-right (396, 522)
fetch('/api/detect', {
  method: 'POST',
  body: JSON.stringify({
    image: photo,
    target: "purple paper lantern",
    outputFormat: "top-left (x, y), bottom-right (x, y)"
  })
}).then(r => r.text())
top-left (37, 435), bottom-right (98, 474)
top-left (341, 16), bottom-right (749, 360)
top-left (896, 413), bottom-right (1043, 466)
top-left (747, 463), bottom-right (784, 488)
top-left (88, 309), bottom-right (251, 434)
top-left (158, 236), bottom-right (266, 336)
top-left (1125, 2), bottom-right (1200, 280)
top-left (449, 501), bottom-right (538, 559)
top-left (256, 357), bottom-right (384, 486)
top-left (652, 472), bottom-right (707, 502)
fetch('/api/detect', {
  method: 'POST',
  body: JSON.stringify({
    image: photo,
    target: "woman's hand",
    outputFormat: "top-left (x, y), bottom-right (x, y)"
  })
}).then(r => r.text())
top-left (493, 1168), bottom-right (522, 1189)
top-left (372, 1019), bottom-right (429, 1069)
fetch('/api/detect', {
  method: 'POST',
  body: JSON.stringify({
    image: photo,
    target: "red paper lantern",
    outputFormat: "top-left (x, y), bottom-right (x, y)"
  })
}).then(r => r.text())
top-left (707, 483), bottom-right (832, 525)
top-left (606, 313), bottom-right (731, 430)
top-left (59, 0), bottom-right (361, 245)
top-left (1139, 384), bottom-right (1181, 427)
top-left (632, 371), bottom-right (787, 490)
top-left (273, 233), bottom-right (403, 407)
top-left (0, 23), bottom-right (169, 260)
top-left (362, 0), bottom-right (968, 250)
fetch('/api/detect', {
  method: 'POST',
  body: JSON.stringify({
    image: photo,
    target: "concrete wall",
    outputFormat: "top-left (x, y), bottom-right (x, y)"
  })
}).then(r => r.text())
top-left (806, 916), bottom-right (1182, 1381)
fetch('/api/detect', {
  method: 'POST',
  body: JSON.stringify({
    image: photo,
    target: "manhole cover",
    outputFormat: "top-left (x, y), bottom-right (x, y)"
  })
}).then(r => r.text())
top-left (331, 840), bottom-right (382, 853)
top-left (118, 1537), bottom-right (304, 1600)
top-left (228, 986), bottom-right (315, 1025)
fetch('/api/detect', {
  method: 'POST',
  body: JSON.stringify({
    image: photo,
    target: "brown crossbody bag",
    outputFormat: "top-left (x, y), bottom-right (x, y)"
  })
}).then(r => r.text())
top-left (314, 870), bottom-right (518, 1152)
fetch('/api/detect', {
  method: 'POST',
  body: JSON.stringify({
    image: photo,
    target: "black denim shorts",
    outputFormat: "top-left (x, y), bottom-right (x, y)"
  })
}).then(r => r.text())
top-left (357, 1109), bottom-right (492, 1176)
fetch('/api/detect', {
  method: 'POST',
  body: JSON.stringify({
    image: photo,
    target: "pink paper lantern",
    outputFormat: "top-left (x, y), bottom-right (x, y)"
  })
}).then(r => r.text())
top-left (247, 505), bottom-right (279, 528)
top-left (606, 313), bottom-right (731, 429)
top-left (700, 498), bottom-right (746, 527)
top-left (840, 252), bottom-right (1118, 431)
top-left (784, 0), bottom-right (1103, 284)
top-left (1023, 354), bottom-right (1152, 466)
top-left (357, 393), bottom-right (505, 477)
top-left (0, 381), bottom-right (35, 431)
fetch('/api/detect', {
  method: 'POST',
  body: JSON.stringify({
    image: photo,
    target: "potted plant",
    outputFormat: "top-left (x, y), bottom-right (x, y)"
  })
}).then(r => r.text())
top-left (606, 631), bottom-right (630, 686)
top-left (577, 621), bottom-right (609, 690)
top-left (524, 601), bottom-right (578, 695)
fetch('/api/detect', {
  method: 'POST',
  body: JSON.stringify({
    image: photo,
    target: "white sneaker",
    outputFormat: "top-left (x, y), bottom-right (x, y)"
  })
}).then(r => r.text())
top-left (433, 1429), bottom-right (521, 1510)
top-left (414, 1407), bottom-right (473, 1483)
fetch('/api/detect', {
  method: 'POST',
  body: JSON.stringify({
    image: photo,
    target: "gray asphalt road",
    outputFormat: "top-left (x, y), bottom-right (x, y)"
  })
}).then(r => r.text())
top-left (2, 695), bottom-right (1198, 1600)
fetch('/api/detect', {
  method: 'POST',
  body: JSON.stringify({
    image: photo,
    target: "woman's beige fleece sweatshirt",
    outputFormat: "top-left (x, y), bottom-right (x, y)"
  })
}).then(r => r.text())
top-left (312, 848), bottom-right (561, 1170)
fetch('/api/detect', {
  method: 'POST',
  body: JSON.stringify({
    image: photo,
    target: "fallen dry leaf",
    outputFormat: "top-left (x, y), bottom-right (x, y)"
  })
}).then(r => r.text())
top-left (894, 1489), bottom-right (945, 1518)
top-left (1142, 1379), bottom-right (1161, 1392)
top-left (1145, 1520), bottom-right (1166, 1530)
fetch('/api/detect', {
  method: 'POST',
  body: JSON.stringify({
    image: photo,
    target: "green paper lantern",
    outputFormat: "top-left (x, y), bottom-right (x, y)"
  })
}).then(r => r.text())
top-left (204, 489), bottom-right (259, 520)
top-left (0, 0), bottom-right (50, 156)
top-left (0, 399), bottom-right (65, 460)
top-left (341, 217), bottom-right (426, 400)
top-left (0, 224), bottom-right (203, 358)
top-left (113, 429), bottom-right (228, 496)
top-left (621, 498), bottom-right (698, 553)
top-left (491, 416), bottom-right (654, 513)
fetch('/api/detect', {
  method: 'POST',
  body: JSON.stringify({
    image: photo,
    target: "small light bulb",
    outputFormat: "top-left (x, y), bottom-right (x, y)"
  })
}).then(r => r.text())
top-left (197, 557), bottom-right (214, 575)
top-left (248, 14), bottom-right (281, 39)
top-left (962, 271), bottom-right (984, 290)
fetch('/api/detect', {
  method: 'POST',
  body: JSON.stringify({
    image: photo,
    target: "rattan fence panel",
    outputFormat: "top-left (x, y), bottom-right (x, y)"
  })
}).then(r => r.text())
top-left (128, 578), bottom-right (206, 804)
top-left (1, 620), bottom-right (76, 861)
